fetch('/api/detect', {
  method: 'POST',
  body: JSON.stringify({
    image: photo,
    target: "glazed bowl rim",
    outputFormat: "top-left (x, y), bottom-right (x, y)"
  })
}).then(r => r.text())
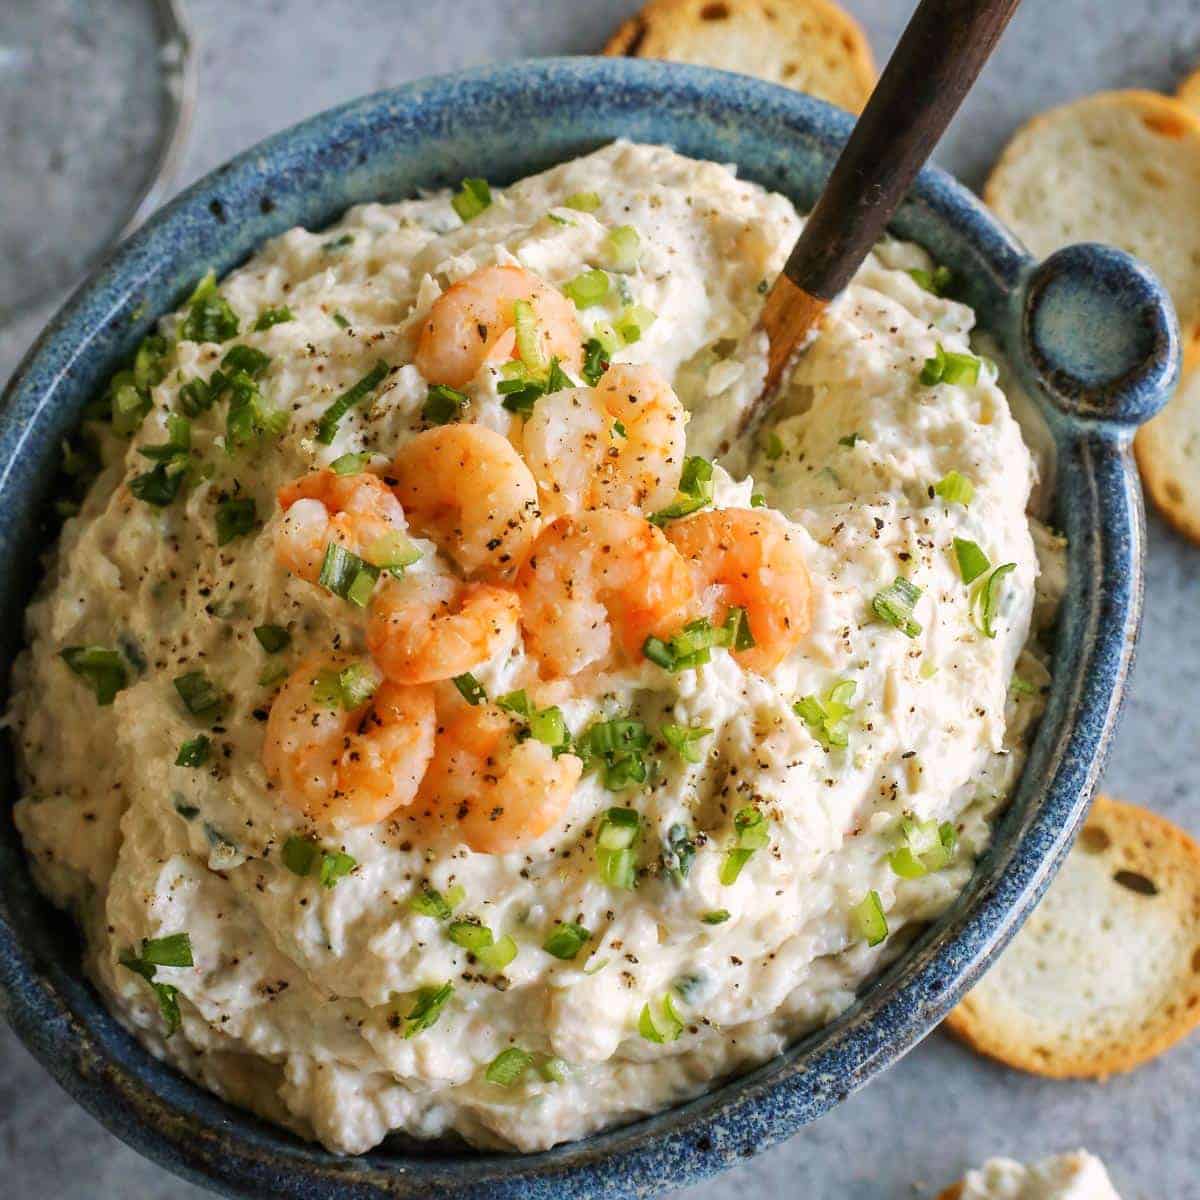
top-left (0, 56), bottom-right (1159, 1200)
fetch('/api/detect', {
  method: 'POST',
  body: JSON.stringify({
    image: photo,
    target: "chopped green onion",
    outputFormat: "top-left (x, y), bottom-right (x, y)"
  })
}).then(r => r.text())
top-left (546, 356), bottom-right (575, 394)
top-left (613, 303), bottom-right (656, 346)
top-left (542, 921), bottom-right (591, 960)
top-left (563, 191), bottom-right (601, 212)
top-left (476, 934), bottom-right (518, 971)
top-left (528, 705), bottom-right (568, 748)
top-left (908, 265), bottom-right (954, 296)
top-left (447, 919), bottom-right (517, 969)
top-left (453, 673), bottom-right (486, 706)
top-left (409, 884), bottom-right (465, 920)
top-left (215, 497), bottom-right (257, 546)
top-left (580, 336), bottom-right (611, 385)
top-left (181, 271), bottom-right (239, 343)
top-left (794, 679), bottom-right (856, 750)
top-left (130, 413), bottom-right (192, 506)
top-left (60, 646), bottom-right (128, 706)
top-left (173, 671), bottom-right (223, 717)
top-left (975, 562), bottom-right (1017, 639)
top-left (496, 689), bottom-right (530, 716)
top-left (701, 910), bottom-right (731, 925)
top-left (399, 982), bottom-right (453, 1038)
top-left (365, 530), bottom-right (421, 573)
top-left (933, 470), bottom-right (974, 506)
top-left (719, 806), bottom-right (769, 885)
top-left (221, 344), bottom-right (271, 378)
top-left (638, 993), bottom-right (684, 1043)
top-left (606, 225), bottom-right (641, 271)
top-left (141, 932), bottom-right (194, 968)
top-left (660, 723), bottom-right (712, 764)
top-left (763, 431), bottom-right (784, 460)
top-left (225, 369), bottom-right (288, 451)
top-left (447, 918), bottom-right (492, 953)
top-left (422, 383), bottom-right (468, 425)
top-left (175, 735), bottom-right (211, 768)
top-left (953, 537), bottom-right (990, 585)
top-left (253, 624), bottom-right (291, 653)
top-left (318, 850), bottom-right (356, 888)
top-left (282, 835), bottom-right (320, 878)
top-left (838, 432), bottom-right (862, 447)
top-left (254, 306), bottom-right (295, 331)
top-left (538, 1056), bottom-right (570, 1082)
top-left (318, 542), bottom-right (380, 606)
top-left (563, 269), bottom-right (610, 309)
top-left (851, 891), bottom-right (888, 946)
top-left (332, 311), bottom-right (350, 329)
top-left (888, 816), bottom-right (958, 879)
top-left (323, 234), bottom-right (355, 251)
top-left (1010, 674), bottom-right (1036, 696)
top-left (649, 455), bottom-right (714, 524)
top-left (451, 178), bottom-right (492, 222)
top-left (331, 451), bottom-right (370, 475)
top-left (750, 492), bottom-right (766, 508)
top-left (576, 718), bottom-right (650, 789)
top-left (596, 807), bottom-right (641, 890)
top-left (920, 342), bottom-right (981, 387)
top-left (313, 661), bottom-right (380, 711)
top-left (872, 577), bottom-right (923, 638)
top-left (315, 361), bottom-right (390, 444)
top-left (643, 611), bottom-right (745, 673)
top-left (512, 298), bottom-right (545, 372)
top-left (662, 822), bottom-right (697, 883)
top-left (486, 1047), bottom-right (533, 1086)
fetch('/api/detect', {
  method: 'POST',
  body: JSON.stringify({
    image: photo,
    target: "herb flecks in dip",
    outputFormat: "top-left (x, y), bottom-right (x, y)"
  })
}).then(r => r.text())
top-left (11, 142), bottom-right (1054, 1154)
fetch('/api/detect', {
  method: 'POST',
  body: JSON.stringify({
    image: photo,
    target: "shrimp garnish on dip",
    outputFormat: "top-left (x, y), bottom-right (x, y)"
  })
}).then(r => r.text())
top-left (11, 142), bottom-right (1053, 1158)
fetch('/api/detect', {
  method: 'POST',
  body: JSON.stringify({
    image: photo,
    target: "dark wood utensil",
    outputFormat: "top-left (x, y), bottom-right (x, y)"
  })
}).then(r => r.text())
top-left (757, 0), bottom-right (1022, 402)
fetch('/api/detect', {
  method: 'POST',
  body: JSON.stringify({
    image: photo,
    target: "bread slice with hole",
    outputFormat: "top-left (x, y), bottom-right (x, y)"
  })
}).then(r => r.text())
top-left (1178, 67), bottom-right (1200, 116)
top-left (604, 0), bottom-right (876, 113)
top-left (944, 795), bottom-right (1200, 1079)
top-left (984, 91), bottom-right (1200, 367)
top-left (1134, 367), bottom-right (1200, 543)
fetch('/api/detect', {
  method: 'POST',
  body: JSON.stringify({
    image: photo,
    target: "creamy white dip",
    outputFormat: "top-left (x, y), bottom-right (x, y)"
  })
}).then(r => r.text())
top-left (960, 1150), bottom-right (1122, 1200)
top-left (10, 142), bottom-right (1055, 1153)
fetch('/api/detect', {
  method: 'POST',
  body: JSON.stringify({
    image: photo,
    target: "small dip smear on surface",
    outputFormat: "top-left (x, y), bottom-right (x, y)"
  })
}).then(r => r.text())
top-left (10, 142), bottom-right (1060, 1154)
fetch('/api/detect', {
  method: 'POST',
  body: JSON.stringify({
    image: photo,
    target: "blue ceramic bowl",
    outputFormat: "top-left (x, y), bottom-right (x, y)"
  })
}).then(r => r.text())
top-left (0, 59), bottom-right (1178, 1199)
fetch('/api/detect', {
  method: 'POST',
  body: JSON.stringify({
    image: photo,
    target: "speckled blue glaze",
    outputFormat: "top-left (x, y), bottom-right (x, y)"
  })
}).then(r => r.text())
top-left (0, 58), bottom-right (1178, 1200)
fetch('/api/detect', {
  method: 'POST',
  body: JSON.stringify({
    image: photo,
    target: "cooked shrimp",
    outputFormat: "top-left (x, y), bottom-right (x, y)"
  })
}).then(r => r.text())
top-left (366, 571), bottom-right (519, 684)
top-left (515, 509), bottom-right (696, 678)
top-left (263, 660), bottom-right (436, 826)
top-left (275, 470), bottom-right (409, 583)
top-left (417, 702), bottom-right (582, 853)
top-left (522, 363), bottom-right (687, 518)
top-left (665, 508), bottom-right (813, 675)
top-left (414, 264), bottom-right (583, 389)
top-left (390, 424), bottom-right (540, 580)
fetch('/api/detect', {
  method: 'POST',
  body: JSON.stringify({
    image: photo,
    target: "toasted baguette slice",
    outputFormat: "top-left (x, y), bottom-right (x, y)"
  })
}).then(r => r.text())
top-left (1135, 367), bottom-right (1200, 544)
top-left (1178, 67), bottom-right (1200, 116)
top-left (604, 0), bottom-right (875, 113)
top-left (945, 795), bottom-right (1200, 1079)
top-left (985, 91), bottom-right (1200, 366)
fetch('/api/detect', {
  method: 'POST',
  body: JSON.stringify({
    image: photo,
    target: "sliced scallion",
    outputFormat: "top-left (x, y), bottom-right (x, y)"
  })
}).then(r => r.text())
top-left (451, 178), bottom-right (491, 222)
top-left (933, 470), bottom-right (974, 506)
top-left (542, 921), bottom-right (591, 960)
top-left (872, 577), bottom-right (922, 638)
top-left (485, 1046), bottom-right (533, 1086)
top-left (953, 537), bottom-right (990, 585)
top-left (851, 891), bottom-right (888, 946)
top-left (315, 361), bottom-right (390, 445)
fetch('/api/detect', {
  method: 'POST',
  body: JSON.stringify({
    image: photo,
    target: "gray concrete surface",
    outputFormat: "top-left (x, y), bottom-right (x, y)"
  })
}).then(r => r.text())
top-left (2, 1), bottom-right (1198, 1195)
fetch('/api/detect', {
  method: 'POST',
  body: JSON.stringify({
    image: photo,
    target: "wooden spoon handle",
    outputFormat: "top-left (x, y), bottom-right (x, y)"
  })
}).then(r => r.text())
top-left (760, 0), bottom-right (1022, 395)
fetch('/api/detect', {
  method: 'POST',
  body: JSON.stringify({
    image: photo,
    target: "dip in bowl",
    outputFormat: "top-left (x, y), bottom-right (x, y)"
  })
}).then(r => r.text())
top-left (0, 58), bottom-right (1176, 1200)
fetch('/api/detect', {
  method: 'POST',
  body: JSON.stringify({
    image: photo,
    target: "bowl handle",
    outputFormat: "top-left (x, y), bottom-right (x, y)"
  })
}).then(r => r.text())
top-left (1018, 243), bottom-right (1179, 430)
